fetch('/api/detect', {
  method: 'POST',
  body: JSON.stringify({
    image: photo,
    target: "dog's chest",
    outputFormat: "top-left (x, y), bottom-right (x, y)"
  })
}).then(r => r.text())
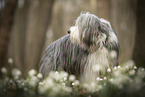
top-left (88, 47), bottom-right (109, 71)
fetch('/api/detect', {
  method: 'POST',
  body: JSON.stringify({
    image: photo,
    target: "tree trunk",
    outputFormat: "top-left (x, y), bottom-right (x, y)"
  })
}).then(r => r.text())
top-left (110, 0), bottom-right (136, 63)
top-left (24, 0), bottom-right (55, 72)
top-left (8, 0), bottom-right (30, 72)
top-left (132, 0), bottom-right (145, 66)
top-left (0, 0), bottom-right (18, 66)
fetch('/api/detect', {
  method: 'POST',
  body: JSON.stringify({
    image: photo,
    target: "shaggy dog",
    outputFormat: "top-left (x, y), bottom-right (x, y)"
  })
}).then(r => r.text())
top-left (39, 12), bottom-right (119, 79)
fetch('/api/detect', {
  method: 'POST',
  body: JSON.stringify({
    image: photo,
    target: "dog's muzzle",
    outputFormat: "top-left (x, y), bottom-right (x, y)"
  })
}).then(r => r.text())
top-left (67, 30), bottom-right (71, 34)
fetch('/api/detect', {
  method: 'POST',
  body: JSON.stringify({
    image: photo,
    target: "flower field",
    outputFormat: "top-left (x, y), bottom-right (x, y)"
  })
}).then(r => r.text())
top-left (0, 60), bottom-right (145, 97)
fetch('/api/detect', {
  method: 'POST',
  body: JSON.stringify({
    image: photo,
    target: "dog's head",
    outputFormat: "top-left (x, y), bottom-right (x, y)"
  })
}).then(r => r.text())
top-left (68, 12), bottom-right (109, 52)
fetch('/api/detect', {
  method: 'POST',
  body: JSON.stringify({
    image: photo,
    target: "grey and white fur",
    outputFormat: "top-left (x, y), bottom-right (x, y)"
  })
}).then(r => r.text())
top-left (39, 12), bottom-right (119, 79)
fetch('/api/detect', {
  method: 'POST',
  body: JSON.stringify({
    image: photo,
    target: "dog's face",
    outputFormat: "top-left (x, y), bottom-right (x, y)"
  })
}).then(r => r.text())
top-left (68, 12), bottom-right (109, 51)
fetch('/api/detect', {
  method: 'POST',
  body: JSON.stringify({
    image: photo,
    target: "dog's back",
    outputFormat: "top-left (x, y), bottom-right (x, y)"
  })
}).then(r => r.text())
top-left (39, 35), bottom-right (89, 77)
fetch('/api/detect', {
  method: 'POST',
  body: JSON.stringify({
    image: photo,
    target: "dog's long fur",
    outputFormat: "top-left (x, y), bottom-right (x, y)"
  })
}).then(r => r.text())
top-left (39, 12), bottom-right (119, 78)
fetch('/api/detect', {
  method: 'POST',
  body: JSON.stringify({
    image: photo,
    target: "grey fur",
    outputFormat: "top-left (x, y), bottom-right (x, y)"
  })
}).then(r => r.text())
top-left (39, 12), bottom-right (119, 78)
top-left (39, 35), bottom-right (89, 77)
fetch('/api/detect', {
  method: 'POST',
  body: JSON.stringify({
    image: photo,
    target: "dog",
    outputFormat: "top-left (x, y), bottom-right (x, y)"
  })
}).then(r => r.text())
top-left (39, 12), bottom-right (119, 79)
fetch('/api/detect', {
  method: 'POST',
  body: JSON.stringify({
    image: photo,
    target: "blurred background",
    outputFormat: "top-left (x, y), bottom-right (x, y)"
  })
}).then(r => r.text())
top-left (0, 0), bottom-right (144, 75)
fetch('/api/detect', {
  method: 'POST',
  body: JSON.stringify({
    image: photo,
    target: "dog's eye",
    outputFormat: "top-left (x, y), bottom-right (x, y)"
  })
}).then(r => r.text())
top-left (67, 30), bottom-right (71, 34)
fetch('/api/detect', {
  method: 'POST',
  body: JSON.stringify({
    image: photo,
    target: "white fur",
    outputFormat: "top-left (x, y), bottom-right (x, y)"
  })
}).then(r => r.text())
top-left (88, 47), bottom-right (109, 73)
top-left (70, 26), bottom-right (80, 44)
top-left (109, 31), bottom-right (118, 45)
top-left (100, 18), bottom-right (112, 30)
top-left (83, 47), bottom-right (109, 82)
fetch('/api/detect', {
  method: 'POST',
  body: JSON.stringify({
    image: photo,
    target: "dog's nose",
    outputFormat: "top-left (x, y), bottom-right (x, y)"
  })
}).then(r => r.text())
top-left (67, 30), bottom-right (71, 34)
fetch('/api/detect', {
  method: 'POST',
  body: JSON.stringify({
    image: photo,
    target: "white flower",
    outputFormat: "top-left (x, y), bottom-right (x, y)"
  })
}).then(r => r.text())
top-left (62, 83), bottom-right (66, 86)
top-left (83, 82), bottom-right (96, 92)
top-left (39, 78), bottom-right (55, 94)
top-left (69, 75), bottom-right (76, 81)
top-left (125, 65), bottom-right (130, 71)
top-left (39, 86), bottom-right (47, 94)
top-left (127, 60), bottom-right (135, 68)
top-left (37, 73), bottom-right (43, 79)
top-left (60, 71), bottom-right (68, 78)
top-left (141, 68), bottom-right (144, 71)
top-left (103, 77), bottom-right (107, 80)
top-left (55, 71), bottom-right (59, 75)
top-left (82, 83), bottom-right (89, 88)
top-left (117, 65), bottom-right (121, 69)
top-left (72, 83), bottom-right (75, 85)
top-left (50, 71), bottom-right (62, 81)
top-left (8, 58), bottom-right (14, 65)
top-left (133, 76), bottom-right (142, 90)
top-left (133, 66), bottom-right (137, 69)
top-left (64, 77), bottom-right (67, 81)
top-left (49, 85), bottom-right (72, 96)
top-left (49, 71), bottom-right (58, 79)
top-left (11, 68), bottom-right (21, 79)
top-left (136, 68), bottom-right (145, 78)
top-left (129, 70), bottom-right (136, 76)
top-left (50, 71), bottom-right (68, 82)
top-left (28, 69), bottom-right (37, 76)
top-left (1, 67), bottom-right (7, 75)
top-left (107, 68), bottom-right (111, 72)
top-left (90, 82), bottom-right (96, 87)
top-left (62, 87), bottom-right (72, 93)
top-left (114, 66), bottom-right (117, 70)
top-left (51, 86), bottom-right (60, 95)
top-left (74, 80), bottom-right (79, 85)
top-left (110, 51), bottom-right (117, 59)
top-left (21, 82), bottom-right (25, 87)
top-left (89, 82), bottom-right (96, 92)
top-left (109, 78), bottom-right (113, 82)
top-left (28, 76), bottom-right (39, 87)
top-left (45, 77), bottom-right (54, 84)
top-left (110, 75), bottom-right (131, 88)
top-left (114, 70), bottom-right (121, 77)
top-left (126, 66), bottom-right (129, 69)
top-left (98, 85), bottom-right (103, 90)
top-left (39, 82), bottom-right (44, 85)
top-left (96, 77), bottom-right (100, 81)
